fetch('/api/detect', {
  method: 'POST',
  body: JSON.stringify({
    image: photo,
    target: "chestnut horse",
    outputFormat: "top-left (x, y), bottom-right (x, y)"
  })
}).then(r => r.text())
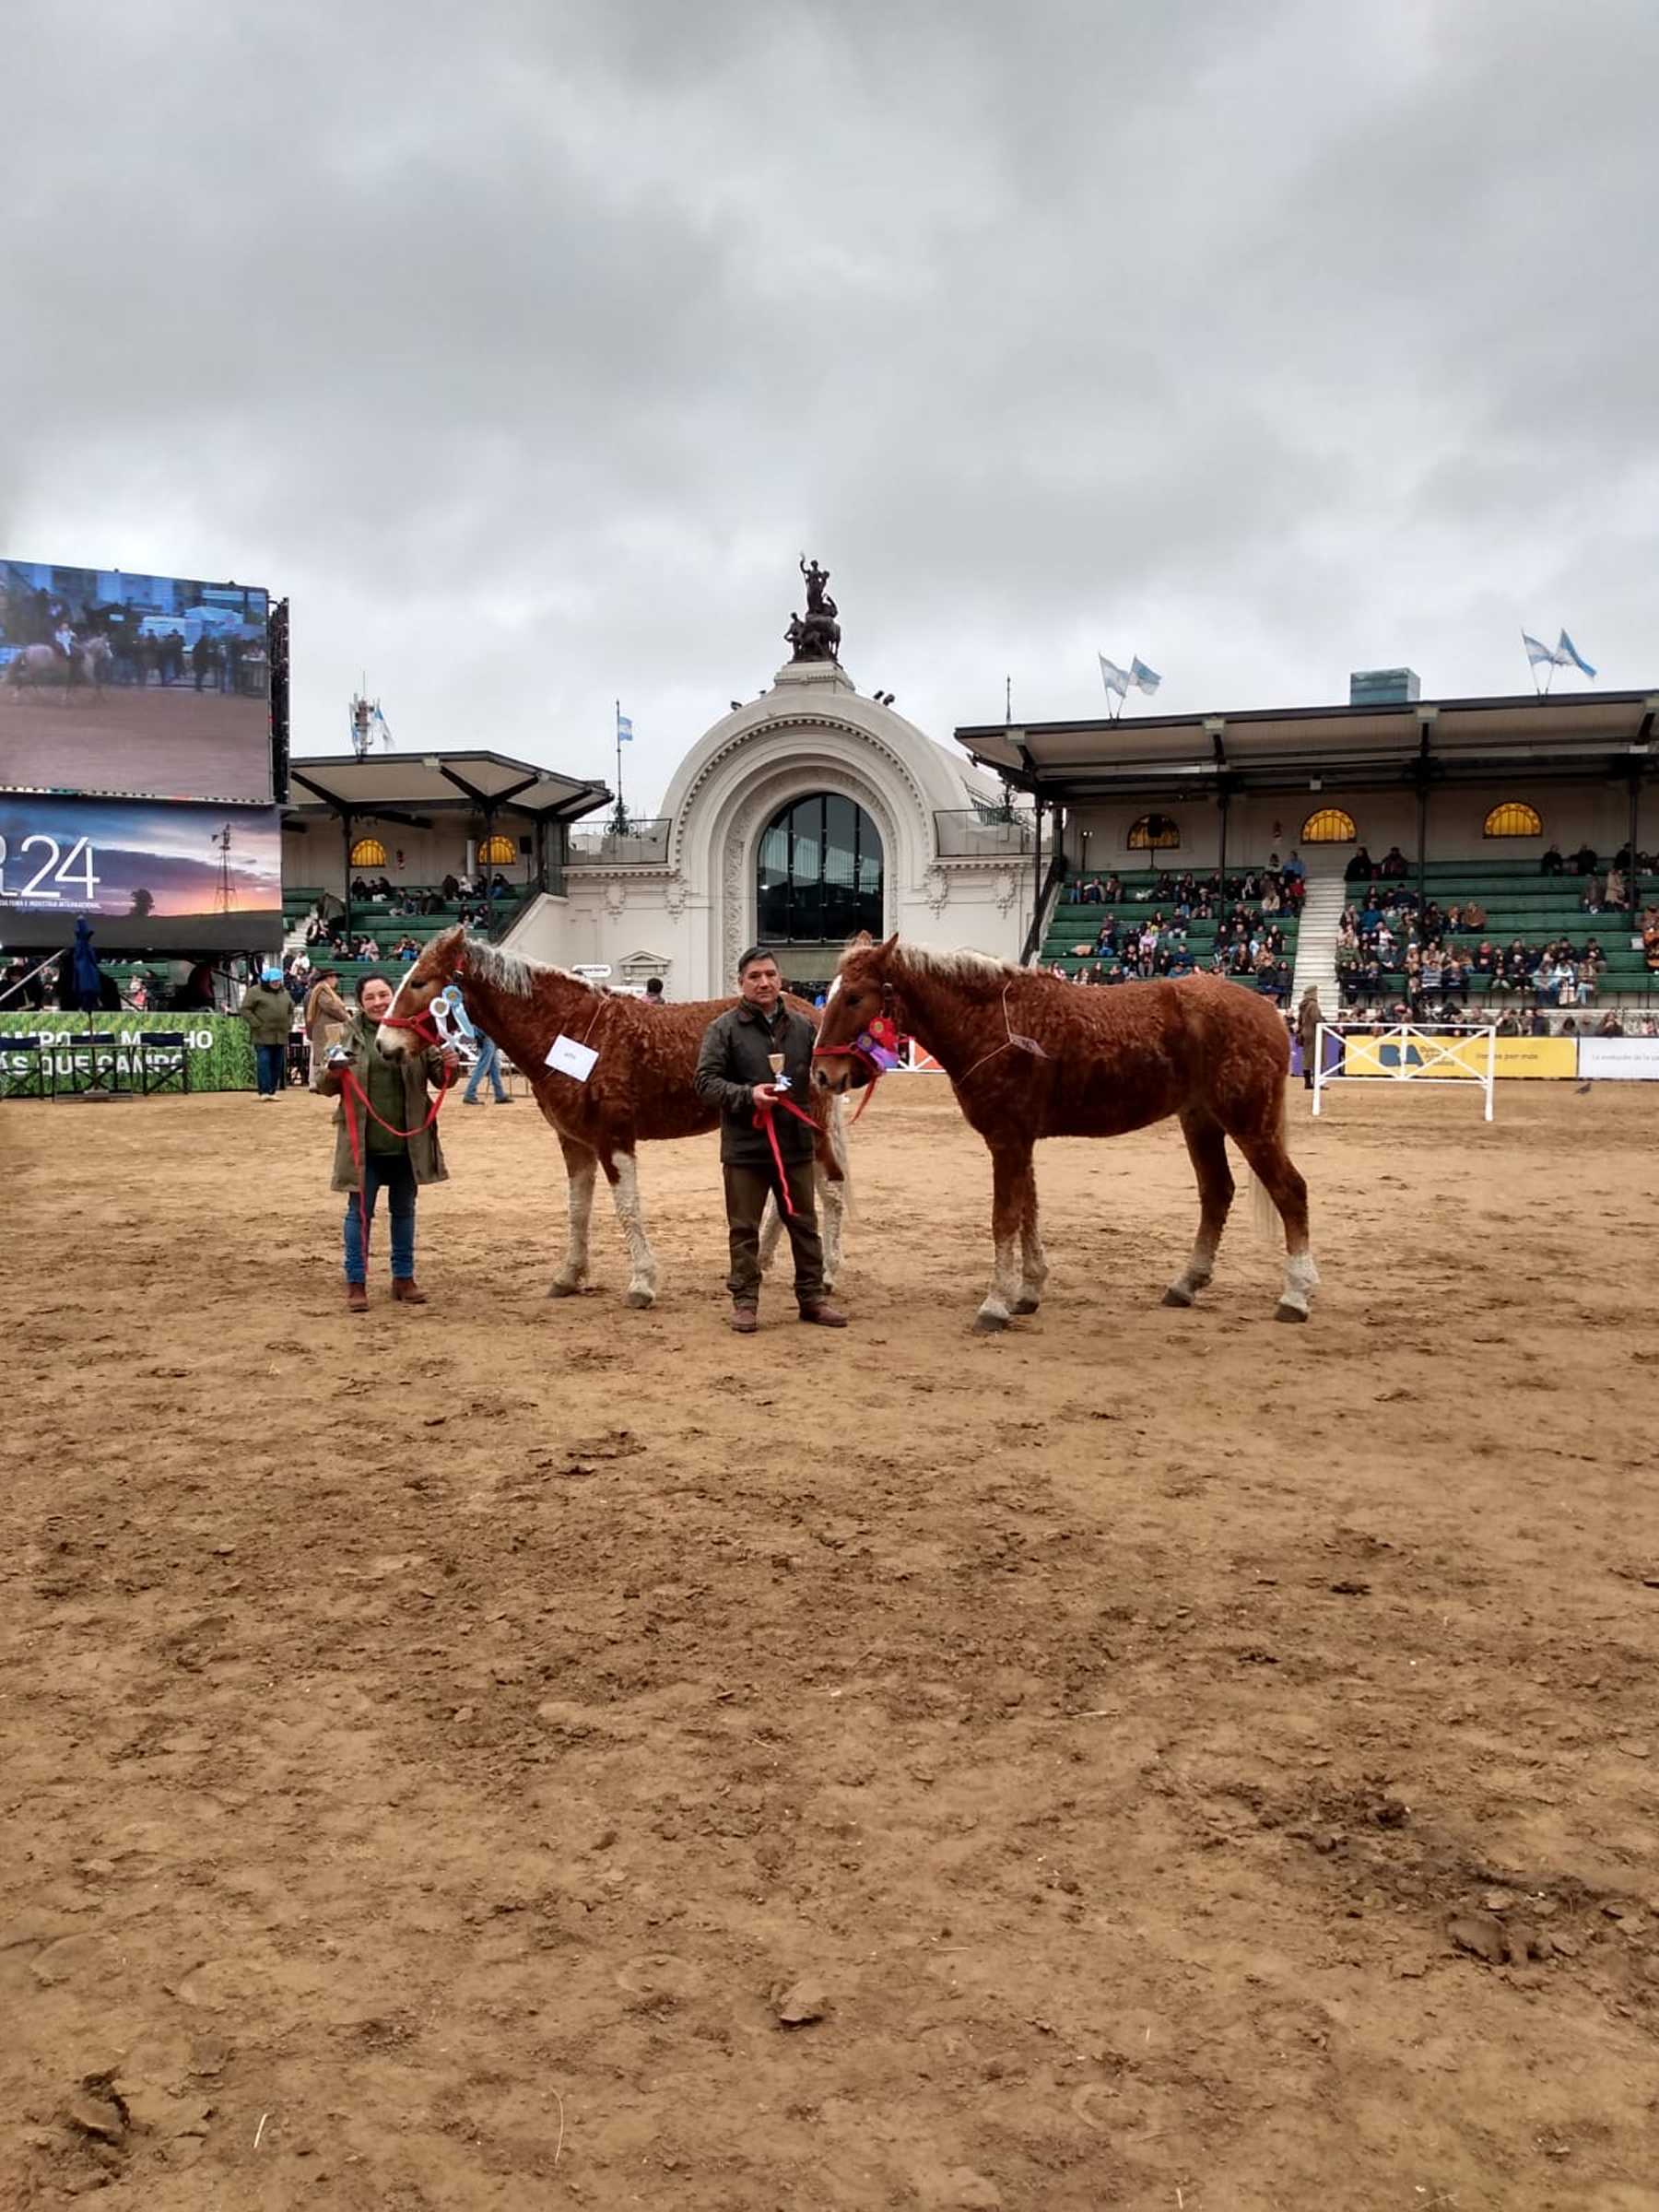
top-left (811, 936), bottom-right (1316, 1328)
top-left (377, 928), bottom-right (853, 1306)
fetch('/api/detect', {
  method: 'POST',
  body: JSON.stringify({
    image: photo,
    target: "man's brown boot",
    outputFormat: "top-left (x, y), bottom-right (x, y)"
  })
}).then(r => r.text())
top-left (730, 1302), bottom-right (759, 1334)
top-left (347, 1282), bottom-right (369, 1313)
top-left (799, 1302), bottom-right (848, 1327)
top-left (392, 1277), bottom-right (429, 1305)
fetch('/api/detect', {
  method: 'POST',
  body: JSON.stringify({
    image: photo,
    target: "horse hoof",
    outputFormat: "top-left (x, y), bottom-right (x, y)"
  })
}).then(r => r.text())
top-left (547, 1279), bottom-right (589, 1299)
top-left (1274, 1300), bottom-right (1310, 1324)
top-left (1013, 1297), bottom-right (1041, 1315)
top-left (972, 1311), bottom-right (1010, 1334)
top-left (625, 1289), bottom-right (655, 1310)
top-left (1161, 1286), bottom-right (1195, 1309)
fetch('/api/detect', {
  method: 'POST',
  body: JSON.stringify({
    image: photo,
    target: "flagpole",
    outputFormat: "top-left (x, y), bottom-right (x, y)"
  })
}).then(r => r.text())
top-left (614, 699), bottom-right (624, 830)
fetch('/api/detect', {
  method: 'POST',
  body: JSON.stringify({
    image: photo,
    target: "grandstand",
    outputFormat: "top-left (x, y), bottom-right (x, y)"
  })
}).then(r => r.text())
top-left (958, 684), bottom-right (1658, 1016)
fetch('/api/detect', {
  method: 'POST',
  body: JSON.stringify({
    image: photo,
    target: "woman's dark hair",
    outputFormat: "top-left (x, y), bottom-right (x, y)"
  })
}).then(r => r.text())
top-left (353, 971), bottom-right (393, 1005)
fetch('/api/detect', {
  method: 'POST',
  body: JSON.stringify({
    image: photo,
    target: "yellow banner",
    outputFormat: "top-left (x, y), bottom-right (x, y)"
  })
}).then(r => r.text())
top-left (1337, 1032), bottom-right (1576, 1080)
top-left (1489, 1036), bottom-right (1578, 1079)
top-left (1340, 1032), bottom-right (1490, 1080)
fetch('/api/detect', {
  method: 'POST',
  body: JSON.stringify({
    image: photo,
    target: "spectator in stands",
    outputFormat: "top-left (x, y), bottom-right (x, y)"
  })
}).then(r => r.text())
top-left (1345, 846), bottom-right (1375, 882)
top-left (1597, 1011), bottom-right (1625, 1036)
top-left (1605, 865), bottom-right (1626, 909)
top-left (441, 872), bottom-right (462, 900)
top-left (1643, 915), bottom-right (1659, 972)
top-left (1282, 850), bottom-right (1305, 882)
top-left (1540, 841), bottom-right (1564, 876)
top-left (350, 874), bottom-right (370, 899)
top-left (1571, 842), bottom-right (1597, 876)
top-left (392, 934), bottom-right (420, 961)
top-left (303, 968), bottom-right (351, 1087)
top-left (320, 973), bottom-right (457, 1312)
top-left (1463, 897), bottom-right (1487, 930)
top-left (1380, 844), bottom-right (1408, 878)
top-left (1078, 877), bottom-right (1103, 903)
top-left (240, 965), bottom-right (293, 1100)
top-left (1581, 875), bottom-right (1605, 913)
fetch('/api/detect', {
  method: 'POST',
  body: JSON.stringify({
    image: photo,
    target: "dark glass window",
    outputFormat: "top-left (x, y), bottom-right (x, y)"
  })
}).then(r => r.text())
top-left (755, 794), bottom-right (882, 943)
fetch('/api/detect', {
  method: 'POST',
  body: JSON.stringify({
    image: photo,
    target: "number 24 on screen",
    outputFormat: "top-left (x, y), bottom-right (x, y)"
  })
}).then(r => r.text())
top-left (0, 835), bottom-right (100, 900)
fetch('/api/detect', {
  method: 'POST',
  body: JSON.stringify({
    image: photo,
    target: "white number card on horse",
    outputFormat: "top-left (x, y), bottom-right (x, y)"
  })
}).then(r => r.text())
top-left (546, 1033), bottom-right (599, 1083)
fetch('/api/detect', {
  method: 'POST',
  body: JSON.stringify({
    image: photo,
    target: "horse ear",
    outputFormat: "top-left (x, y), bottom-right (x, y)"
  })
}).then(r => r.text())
top-left (846, 930), bottom-right (873, 950)
top-left (877, 933), bottom-right (899, 961)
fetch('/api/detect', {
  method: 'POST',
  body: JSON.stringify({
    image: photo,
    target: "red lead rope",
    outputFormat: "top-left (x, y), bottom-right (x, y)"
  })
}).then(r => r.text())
top-left (752, 1092), bottom-right (823, 1215)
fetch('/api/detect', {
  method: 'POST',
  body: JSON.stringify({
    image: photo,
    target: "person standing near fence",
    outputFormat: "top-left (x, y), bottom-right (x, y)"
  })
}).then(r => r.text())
top-left (240, 965), bottom-right (294, 1100)
top-left (318, 973), bottom-right (455, 1312)
top-left (1296, 986), bottom-right (1323, 1092)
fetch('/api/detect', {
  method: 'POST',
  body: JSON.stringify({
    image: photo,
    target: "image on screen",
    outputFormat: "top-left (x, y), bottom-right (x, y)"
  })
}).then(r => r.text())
top-left (0, 559), bottom-right (272, 806)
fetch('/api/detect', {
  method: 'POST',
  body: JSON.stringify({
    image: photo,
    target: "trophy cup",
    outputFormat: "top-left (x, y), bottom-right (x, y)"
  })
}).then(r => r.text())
top-left (767, 1051), bottom-right (789, 1094)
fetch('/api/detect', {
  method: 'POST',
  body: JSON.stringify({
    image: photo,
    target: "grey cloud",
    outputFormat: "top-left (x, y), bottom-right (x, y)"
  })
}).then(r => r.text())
top-left (2, 0), bottom-right (1653, 807)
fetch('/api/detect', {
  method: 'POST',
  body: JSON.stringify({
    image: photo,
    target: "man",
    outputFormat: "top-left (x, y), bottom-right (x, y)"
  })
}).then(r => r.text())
top-left (240, 965), bottom-right (294, 1098)
top-left (693, 947), bottom-right (848, 1334)
top-left (641, 977), bottom-right (665, 1007)
top-left (463, 1027), bottom-right (513, 1105)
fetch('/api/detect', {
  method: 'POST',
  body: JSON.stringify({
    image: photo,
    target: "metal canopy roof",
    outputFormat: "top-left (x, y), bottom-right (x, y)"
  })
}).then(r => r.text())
top-left (286, 748), bottom-right (611, 821)
top-left (959, 689), bottom-right (1659, 800)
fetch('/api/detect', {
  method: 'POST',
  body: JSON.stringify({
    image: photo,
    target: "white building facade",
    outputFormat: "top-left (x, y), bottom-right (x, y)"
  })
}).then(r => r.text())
top-left (512, 656), bottom-right (1036, 997)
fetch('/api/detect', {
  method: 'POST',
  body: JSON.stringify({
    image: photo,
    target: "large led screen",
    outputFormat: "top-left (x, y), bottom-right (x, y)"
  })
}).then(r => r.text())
top-left (0, 559), bottom-right (272, 805)
top-left (0, 794), bottom-right (283, 951)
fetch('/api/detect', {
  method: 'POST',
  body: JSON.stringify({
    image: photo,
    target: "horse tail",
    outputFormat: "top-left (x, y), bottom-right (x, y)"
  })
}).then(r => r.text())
top-left (1248, 1056), bottom-right (1289, 1244)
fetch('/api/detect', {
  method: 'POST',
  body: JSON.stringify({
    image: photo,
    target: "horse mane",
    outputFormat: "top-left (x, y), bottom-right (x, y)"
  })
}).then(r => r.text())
top-left (456, 933), bottom-right (612, 1001)
top-left (891, 942), bottom-right (1022, 989)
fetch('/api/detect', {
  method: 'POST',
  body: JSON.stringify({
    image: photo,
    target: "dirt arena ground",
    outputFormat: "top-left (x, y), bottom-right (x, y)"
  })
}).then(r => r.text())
top-left (4, 1077), bottom-right (1657, 2210)
top-left (0, 686), bottom-right (269, 803)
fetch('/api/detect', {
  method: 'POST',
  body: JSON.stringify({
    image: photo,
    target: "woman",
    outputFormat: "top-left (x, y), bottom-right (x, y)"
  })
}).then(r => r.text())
top-left (318, 973), bottom-right (457, 1312)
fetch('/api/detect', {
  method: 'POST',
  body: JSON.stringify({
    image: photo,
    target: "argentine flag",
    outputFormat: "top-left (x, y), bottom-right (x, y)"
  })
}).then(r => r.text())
top-left (1522, 631), bottom-right (1563, 670)
top-left (1098, 653), bottom-right (1130, 700)
top-left (616, 710), bottom-right (633, 741)
top-left (1557, 629), bottom-right (1596, 679)
top-left (1129, 656), bottom-right (1162, 695)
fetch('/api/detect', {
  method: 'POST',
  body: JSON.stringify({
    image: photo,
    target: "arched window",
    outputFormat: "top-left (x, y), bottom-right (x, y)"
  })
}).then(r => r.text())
top-left (1127, 813), bottom-right (1181, 851)
top-left (756, 794), bottom-right (883, 943)
top-left (1301, 808), bottom-right (1357, 844)
top-left (478, 833), bottom-right (517, 865)
top-left (1484, 802), bottom-right (1542, 839)
top-left (348, 836), bottom-right (387, 867)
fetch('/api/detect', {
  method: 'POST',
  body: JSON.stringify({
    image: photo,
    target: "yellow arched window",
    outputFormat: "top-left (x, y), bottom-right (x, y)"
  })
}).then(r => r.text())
top-left (1301, 808), bottom-right (1357, 844)
top-left (1127, 813), bottom-right (1181, 851)
top-left (348, 836), bottom-right (387, 867)
top-left (478, 833), bottom-right (517, 865)
top-left (1484, 802), bottom-right (1542, 839)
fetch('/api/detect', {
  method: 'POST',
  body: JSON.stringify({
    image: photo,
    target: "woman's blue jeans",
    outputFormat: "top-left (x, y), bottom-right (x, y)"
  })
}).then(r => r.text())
top-left (254, 1041), bottom-right (286, 1095)
top-left (343, 1155), bottom-right (418, 1283)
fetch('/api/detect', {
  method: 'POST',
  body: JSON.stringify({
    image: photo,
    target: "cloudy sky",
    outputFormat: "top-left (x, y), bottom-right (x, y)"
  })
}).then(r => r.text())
top-left (4, 0), bottom-right (1653, 809)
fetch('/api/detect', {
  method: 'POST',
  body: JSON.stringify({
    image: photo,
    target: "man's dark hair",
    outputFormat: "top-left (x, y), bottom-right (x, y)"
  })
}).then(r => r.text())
top-left (353, 971), bottom-right (392, 1005)
top-left (736, 945), bottom-right (777, 975)
top-left (644, 977), bottom-right (664, 994)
